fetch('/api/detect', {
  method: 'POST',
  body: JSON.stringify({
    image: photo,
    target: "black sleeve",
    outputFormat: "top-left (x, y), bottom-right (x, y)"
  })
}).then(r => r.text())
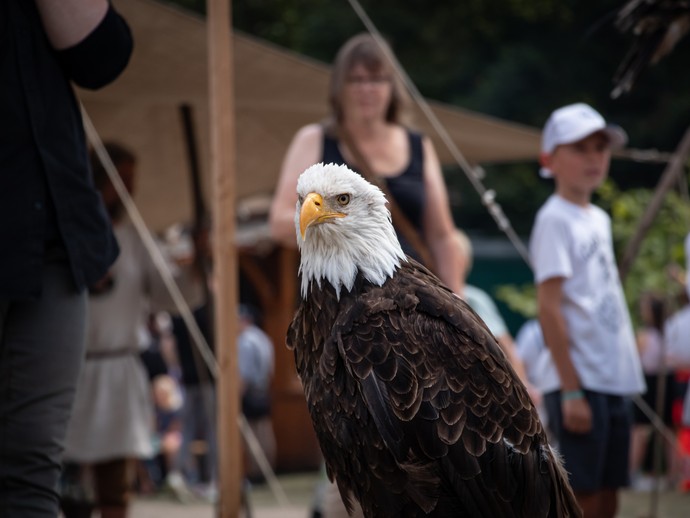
top-left (57, 4), bottom-right (133, 89)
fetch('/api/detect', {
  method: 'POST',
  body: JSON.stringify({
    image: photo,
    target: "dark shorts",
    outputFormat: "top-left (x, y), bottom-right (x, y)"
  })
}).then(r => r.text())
top-left (545, 390), bottom-right (632, 493)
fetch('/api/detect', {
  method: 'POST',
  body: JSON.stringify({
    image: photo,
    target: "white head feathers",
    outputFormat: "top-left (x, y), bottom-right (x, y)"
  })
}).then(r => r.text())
top-left (295, 163), bottom-right (406, 299)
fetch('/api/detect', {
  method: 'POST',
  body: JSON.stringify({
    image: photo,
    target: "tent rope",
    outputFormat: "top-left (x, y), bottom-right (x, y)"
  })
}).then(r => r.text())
top-left (81, 105), bottom-right (290, 508)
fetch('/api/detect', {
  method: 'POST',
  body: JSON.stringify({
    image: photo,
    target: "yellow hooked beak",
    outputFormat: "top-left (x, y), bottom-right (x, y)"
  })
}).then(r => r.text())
top-left (299, 192), bottom-right (345, 239)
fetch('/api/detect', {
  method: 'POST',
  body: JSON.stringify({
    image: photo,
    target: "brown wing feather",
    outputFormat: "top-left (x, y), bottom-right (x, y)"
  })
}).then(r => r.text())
top-left (288, 260), bottom-right (581, 517)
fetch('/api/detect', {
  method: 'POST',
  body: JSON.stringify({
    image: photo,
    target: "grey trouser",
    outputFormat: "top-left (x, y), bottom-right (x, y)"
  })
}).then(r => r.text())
top-left (0, 262), bottom-right (87, 517)
top-left (175, 382), bottom-right (217, 484)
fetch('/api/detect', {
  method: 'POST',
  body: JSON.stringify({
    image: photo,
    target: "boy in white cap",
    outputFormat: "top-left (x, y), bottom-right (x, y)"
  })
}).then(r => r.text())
top-left (529, 103), bottom-right (645, 518)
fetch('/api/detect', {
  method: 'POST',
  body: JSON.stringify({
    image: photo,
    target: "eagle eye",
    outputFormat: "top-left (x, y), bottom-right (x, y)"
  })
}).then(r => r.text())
top-left (336, 193), bottom-right (351, 206)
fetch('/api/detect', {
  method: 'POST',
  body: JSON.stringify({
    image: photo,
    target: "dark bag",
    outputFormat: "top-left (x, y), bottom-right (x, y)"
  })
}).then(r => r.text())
top-left (242, 389), bottom-right (271, 419)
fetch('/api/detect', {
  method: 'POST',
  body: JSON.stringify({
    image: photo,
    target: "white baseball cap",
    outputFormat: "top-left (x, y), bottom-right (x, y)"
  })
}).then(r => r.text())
top-left (540, 103), bottom-right (628, 178)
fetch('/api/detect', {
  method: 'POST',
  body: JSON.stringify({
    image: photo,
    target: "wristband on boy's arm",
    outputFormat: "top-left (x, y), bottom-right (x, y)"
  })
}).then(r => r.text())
top-left (561, 389), bottom-right (585, 402)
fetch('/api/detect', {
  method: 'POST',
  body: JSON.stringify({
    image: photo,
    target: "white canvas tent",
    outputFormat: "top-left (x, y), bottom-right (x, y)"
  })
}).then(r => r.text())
top-left (80, 0), bottom-right (543, 233)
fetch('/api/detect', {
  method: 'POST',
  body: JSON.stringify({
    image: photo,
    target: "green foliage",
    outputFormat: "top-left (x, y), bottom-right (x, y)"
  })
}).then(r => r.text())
top-left (597, 176), bottom-right (690, 319)
top-left (494, 283), bottom-right (537, 318)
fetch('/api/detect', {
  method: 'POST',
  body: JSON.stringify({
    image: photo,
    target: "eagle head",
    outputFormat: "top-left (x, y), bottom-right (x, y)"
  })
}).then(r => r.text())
top-left (295, 163), bottom-right (406, 299)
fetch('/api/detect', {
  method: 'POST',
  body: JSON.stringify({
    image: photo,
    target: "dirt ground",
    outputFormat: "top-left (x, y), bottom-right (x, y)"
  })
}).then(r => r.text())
top-left (130, 470), bottom-right (690, 518)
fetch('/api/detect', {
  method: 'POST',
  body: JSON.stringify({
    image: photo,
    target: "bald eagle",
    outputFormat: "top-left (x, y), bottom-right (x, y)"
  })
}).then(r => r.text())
top-left (287, 163), bottom-right (581, 517)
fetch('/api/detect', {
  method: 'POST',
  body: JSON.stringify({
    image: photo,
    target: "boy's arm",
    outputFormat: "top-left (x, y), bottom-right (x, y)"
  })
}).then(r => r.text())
top-left (537, 276), bottom-right (592, 434)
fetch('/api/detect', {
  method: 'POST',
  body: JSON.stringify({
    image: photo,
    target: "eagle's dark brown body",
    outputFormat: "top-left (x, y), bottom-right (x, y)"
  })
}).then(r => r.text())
top-left (288, 259), bottom-right (581, 518)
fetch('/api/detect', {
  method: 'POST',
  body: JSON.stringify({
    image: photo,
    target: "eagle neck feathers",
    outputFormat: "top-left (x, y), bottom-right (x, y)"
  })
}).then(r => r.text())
top-left (299, 218), bottom-right (406, 300)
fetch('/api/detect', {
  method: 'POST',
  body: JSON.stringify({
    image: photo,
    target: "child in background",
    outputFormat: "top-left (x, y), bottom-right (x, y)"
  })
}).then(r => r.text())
top-left (529, 103), bottom-right (645, 518)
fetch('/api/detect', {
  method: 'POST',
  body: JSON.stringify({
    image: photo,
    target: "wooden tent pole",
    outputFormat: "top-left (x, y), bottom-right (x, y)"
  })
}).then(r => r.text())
top-left (619, 126), bottom-right (690, 280)
top-left (207, 0), bottom-right (241, 516)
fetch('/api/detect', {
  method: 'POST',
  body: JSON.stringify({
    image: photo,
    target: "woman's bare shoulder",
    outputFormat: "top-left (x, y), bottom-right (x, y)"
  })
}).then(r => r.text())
top-left (294, 123), bottom-right (324, 142)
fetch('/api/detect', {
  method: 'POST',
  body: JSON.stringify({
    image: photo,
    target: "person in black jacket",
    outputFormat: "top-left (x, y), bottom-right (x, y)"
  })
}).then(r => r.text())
top-left (0, 1), bottom-right (132, 515)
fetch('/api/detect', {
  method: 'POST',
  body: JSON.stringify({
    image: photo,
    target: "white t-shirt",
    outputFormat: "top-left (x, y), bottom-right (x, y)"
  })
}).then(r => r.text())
top-left (636, 327), bottom-right (666, 374)
top-left (665, 305), bottom-right (690, 370)
top-left (685, 232), bottom-right (690, 298)
top-left (238, 325), bottom-right (275, 391)
top-left (514, 319), bottom-right (560, 393)
top-left (529, 194), bottom-right (645, 395)
top-left (665, 306), bottom-right (690, 426)
top-left (463, 284), bottom-right (508, 338)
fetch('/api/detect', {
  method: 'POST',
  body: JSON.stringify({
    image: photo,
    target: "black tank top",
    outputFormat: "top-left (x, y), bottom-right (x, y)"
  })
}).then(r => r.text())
top-left (322, 130), bottom-right (426, 259)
